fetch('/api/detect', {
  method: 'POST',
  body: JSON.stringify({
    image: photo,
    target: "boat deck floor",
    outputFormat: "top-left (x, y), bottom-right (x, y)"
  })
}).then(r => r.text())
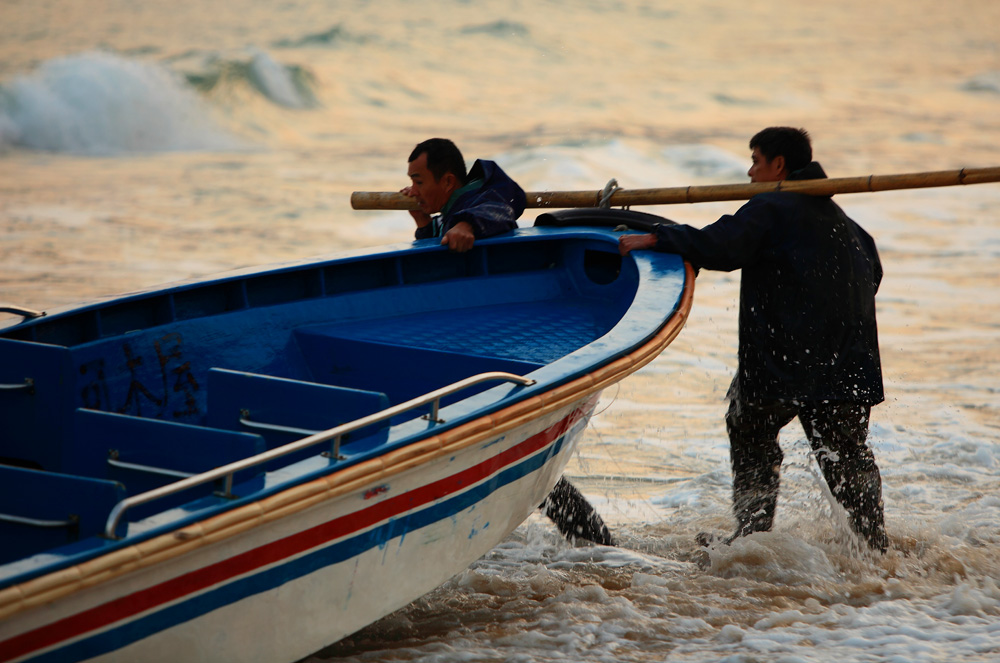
top-left (318, 299), bottom-right (617, 364)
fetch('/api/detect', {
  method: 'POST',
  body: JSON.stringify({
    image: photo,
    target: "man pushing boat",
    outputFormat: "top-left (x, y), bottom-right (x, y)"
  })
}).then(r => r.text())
top-left (620, 127), bottom-right (888, 553)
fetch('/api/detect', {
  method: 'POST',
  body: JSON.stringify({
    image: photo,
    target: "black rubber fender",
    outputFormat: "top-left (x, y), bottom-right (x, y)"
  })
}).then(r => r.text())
top-left (533, 207), bottom-right (675, 232)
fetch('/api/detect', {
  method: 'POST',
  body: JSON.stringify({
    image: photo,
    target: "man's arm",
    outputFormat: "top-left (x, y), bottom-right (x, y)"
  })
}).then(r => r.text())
top-left (437, 190), bottom-right (519, 252)
top-left (448, 191), bottom-right (519, 240)
top-left (618, 199), bottom-right (773, 272)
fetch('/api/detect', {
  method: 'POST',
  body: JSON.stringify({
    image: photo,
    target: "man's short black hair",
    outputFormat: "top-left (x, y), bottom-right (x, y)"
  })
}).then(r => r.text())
top-left (749, 127), bottom-right (812, 174)
top-left (409, 138), bottom-right (468, 183)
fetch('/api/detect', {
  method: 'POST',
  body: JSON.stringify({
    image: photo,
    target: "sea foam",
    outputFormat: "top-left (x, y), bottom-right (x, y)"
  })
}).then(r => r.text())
top-left (0, 51), bottom-right (242, 155)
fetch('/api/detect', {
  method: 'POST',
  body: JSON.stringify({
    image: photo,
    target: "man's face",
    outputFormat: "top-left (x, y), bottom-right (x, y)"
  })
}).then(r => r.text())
top-left (747, 147), bottom-right (785, 183)
top-left (407, 153), bottom-right (456, 214)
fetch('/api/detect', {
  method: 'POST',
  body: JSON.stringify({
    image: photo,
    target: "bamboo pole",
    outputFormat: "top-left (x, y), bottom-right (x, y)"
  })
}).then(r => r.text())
top-left (351, 166), bottom-right (1000, 210)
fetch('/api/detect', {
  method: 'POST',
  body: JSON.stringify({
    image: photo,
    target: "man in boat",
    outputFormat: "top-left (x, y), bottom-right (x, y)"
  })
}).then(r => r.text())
top-left (401, 138), bottom-right (615, 546)
top-left (619, 127), bottom-right (888, 553)
top-left (402, 138), bottom-right (526, 252)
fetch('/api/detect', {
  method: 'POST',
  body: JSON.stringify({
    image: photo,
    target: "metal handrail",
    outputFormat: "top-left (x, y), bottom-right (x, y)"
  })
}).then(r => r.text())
top-left (0, 512), bottom-right (78, 528)
top-left (238, 415), bottom-right (319, 437)
top-left (107, 457), bottom-right (196, 480)
top-left (0, 378), bottom-right (34, 393)
top-left (0, 305), bottom-right (45, 320)
top-left (103, 371), bottom-right (535, 538)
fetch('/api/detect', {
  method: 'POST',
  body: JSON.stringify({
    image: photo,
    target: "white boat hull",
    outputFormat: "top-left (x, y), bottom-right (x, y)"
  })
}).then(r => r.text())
top-left (2, 395), bottom-right (598, 663)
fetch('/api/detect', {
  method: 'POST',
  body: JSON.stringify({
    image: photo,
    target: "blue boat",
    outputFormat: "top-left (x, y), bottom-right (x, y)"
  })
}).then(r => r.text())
top-left (0, 222), bottom-right (692, 663)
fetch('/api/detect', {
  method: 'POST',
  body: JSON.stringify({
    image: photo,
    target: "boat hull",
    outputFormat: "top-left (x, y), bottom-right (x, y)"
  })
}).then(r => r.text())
top-left (1, 395), bottom-right (598, 663)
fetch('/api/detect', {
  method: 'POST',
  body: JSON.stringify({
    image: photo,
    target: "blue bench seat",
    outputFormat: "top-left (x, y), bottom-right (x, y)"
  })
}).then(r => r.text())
top-left (67, 408), bottom-right (267, 519)
top-left (207, 368), bottom-right (391, 465)
top-left (0, 464), bottom-right (126, 565)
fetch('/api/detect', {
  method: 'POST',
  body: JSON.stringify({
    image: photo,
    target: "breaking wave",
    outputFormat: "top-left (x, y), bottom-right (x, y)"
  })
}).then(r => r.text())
top-left (0, 51), bottom-right (243, 155)
top-left (181, 49), bottom-right (319, 109)
top-left (0, 49), bottom-right (321, 155)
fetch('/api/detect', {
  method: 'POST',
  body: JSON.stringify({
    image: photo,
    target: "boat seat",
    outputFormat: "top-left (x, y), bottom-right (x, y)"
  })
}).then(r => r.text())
top-left (67, 409), bottom-right (267, 519)
top-left (0, 464), bottom-right (126, 565)
top-left (0, 338), bottom-right (75, 473)
top-left (206, 368), bottom-right (391, 466)
top-left (293, 326), bottom-right (544, 408)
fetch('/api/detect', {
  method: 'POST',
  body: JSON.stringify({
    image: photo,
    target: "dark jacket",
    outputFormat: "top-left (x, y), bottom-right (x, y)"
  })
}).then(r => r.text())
top-left (415, 159), bottom-right (525, 240)
top-left (651, 162), bottom-right (884, 404)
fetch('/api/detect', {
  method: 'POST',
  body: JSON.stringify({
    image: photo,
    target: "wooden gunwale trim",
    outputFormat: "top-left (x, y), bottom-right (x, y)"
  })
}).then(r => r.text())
top-left (0, 263), bottom-right (695, 621)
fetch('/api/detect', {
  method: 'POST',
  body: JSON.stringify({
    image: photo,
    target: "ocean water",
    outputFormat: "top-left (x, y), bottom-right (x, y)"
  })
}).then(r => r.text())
top-left (2, 0), bottom-right (1000, 660)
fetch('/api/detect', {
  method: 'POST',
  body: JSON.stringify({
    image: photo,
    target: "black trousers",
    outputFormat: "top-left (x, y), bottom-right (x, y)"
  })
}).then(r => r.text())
top-left (725, 394), bottom-right (888, 552)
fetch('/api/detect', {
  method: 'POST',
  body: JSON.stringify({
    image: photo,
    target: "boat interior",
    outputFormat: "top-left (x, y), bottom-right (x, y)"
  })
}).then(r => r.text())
top-left (0, 232), bottom-right (637, 572)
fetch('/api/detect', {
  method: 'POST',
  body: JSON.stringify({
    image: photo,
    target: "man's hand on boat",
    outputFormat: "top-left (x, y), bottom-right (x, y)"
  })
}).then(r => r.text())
top-left (439, 221), bottom-right (475, 252)
top-left (618, 232), bottom-right (658, 255)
